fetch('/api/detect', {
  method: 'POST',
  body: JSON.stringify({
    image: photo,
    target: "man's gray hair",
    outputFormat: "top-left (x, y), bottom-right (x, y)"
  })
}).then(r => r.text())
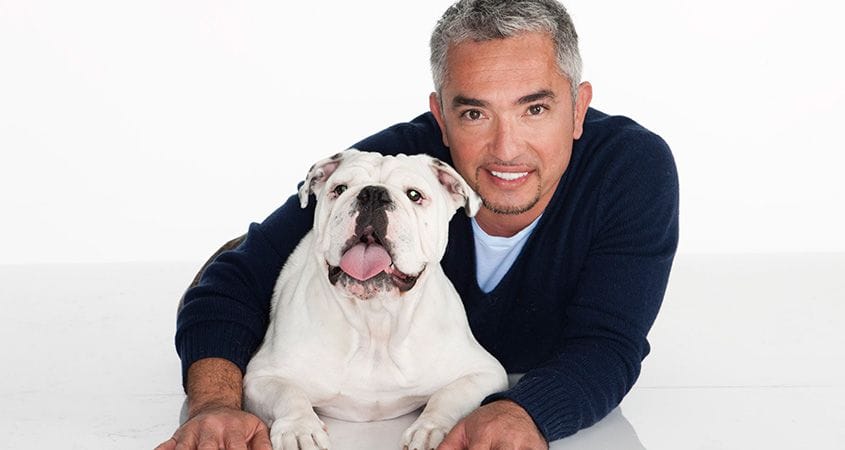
top-left (430, 0), bottom-right (582, 100)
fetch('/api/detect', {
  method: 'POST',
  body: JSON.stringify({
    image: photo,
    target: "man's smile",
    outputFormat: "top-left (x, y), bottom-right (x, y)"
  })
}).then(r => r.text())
top-left (489, 170), bottom-right (529, 181)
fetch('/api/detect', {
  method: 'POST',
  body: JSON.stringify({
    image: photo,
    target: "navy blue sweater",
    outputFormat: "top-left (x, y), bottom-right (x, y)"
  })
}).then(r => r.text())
top-left (176, 107), bottom-right (679, 441)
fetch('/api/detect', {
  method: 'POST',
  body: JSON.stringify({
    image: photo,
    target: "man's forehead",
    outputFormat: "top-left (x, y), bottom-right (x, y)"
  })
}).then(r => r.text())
top-left (439, 34), bottom-right (567, 106)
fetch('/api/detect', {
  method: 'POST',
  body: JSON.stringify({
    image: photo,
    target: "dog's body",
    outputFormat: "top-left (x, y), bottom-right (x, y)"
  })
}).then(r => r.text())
top-left (243, 150), bottom-right (507, 450)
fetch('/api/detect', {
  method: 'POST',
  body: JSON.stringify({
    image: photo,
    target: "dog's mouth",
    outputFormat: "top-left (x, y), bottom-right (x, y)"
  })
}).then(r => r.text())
top-left (327, 228), bottom-right (423, 296)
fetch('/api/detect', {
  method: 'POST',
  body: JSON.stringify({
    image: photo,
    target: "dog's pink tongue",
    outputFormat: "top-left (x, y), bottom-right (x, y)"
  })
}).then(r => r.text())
top-left (339, 243), bottom-right (391, 281)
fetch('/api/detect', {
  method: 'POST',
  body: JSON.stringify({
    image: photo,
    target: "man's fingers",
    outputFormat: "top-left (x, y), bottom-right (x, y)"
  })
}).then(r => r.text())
top-left (224, 429), bottom-right (248, 450)
top-left (153, 437), bottom-right (177, 450)
top-left (248, 421), bottom-right (273, 450)
top-left (158, 405), bottom-right (275, 450)
top-left (438, 402), bottom-right (547, 450)
top-left (469, 443), bottom-right (496, 450)
top-left (248, 431), bottom-right (274, 450)
top-left (197, 430), bottom-right (219, 450)
top-left (173, 433), bottom-right (198, 450)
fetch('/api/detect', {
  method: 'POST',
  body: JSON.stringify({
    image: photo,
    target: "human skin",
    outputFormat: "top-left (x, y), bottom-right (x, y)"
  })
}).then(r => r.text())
top-left (437, 400), bottom-right (547, 450)
top-left (155, 358), bottom-right (272, 450)
top-left (429, 31), bottom-right (592, 237)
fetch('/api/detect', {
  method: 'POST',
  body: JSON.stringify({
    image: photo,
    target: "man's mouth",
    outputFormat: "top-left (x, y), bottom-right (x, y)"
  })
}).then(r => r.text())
top-left (489, 170), bottom-right (529, 181)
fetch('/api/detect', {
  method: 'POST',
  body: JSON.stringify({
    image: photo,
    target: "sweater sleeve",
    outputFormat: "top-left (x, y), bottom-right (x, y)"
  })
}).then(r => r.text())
top-left (483, 131), bottom-right (680, 441)
top-left (174, 112), bottom-right (446, 387)
top-left (175, 193), bottom-right (315, 387)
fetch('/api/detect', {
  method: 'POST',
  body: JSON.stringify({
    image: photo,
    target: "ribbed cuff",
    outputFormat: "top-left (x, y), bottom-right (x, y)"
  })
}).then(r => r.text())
top-left (482, 374), bottom-right (581, 442)
top-left (176, 321), bottom-right (262, 391)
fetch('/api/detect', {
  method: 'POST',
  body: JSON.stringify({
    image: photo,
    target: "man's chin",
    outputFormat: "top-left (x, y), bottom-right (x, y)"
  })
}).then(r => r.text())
top-left (479, 194), bottom-right (541, 216)
top-left (474, 180), bottom-right (542, 216)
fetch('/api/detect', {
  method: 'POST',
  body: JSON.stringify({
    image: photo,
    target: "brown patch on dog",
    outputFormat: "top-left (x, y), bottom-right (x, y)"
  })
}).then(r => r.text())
top-left (177, 234), bottom-right (246, 312)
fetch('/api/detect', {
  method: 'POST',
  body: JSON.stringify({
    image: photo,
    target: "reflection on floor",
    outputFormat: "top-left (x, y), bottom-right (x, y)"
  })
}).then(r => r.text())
top-left (1, 253), bottom-right (842, 449)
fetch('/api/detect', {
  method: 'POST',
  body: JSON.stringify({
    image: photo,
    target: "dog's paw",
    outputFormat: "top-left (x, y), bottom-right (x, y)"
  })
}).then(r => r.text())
top-left (400, 414), bottom-right (453, 450)
top-left (269, 413), bottom-right (331, 450)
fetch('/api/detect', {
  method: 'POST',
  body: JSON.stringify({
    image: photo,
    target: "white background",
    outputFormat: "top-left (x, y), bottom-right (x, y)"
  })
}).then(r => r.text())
top-left (1, 0), bottom-right (843, 264)
top-left (2, 3), bottom-right (844, 448)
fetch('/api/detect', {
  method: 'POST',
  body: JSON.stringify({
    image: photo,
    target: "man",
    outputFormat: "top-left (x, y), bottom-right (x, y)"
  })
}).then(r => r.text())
top-left (159, 0), bottom-right (679, 449)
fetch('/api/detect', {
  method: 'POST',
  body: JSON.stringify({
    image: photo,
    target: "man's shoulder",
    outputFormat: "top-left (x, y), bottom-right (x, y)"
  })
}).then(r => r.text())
top-left (577, 107), bottom-right (674, 174)
top-left (558, 107), bottom-right (678, 218)
top-left (352, 113), bottom-right (451, 163)
top-left (583, 107), bottom-right (667, 146)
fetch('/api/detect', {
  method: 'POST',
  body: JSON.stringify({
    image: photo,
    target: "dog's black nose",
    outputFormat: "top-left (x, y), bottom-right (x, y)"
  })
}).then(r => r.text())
top-left (357, 186), bottom-right (392, 209)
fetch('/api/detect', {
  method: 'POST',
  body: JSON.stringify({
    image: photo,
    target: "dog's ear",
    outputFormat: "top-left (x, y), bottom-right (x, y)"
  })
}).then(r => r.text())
top-left (430, 158), bottom-right (482, 217)
top-left (298, 150), bottom-right (350, 208)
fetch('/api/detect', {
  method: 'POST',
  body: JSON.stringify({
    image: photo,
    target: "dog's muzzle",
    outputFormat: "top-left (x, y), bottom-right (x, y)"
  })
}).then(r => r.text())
top-left (328, 224), bottom-right (423, 299)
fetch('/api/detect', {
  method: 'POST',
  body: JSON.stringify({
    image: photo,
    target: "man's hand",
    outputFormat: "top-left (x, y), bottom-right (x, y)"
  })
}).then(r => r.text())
top-left (154, 405), bottom-right (272, 450)
top-left (437, 400), bottom-right (548, 450)
top-left (155, 358), bottom-right (272, 450)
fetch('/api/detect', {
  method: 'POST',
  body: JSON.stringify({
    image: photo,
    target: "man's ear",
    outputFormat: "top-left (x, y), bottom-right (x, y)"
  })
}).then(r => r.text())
top-left (298, 150), bottom-right (352, 208)
top-left (572, 81), bottom-right (593, 140)
top-left (429, 92), bottom-right (450, 147)
top-left (430, 157), bottom-right (481, 217)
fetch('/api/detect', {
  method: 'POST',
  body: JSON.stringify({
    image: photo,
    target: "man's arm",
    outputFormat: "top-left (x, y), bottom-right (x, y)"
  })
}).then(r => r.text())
top-left (175, 193), bottom-right (315, 386)
top-left (162, 194), bottom-right (314, 448)
top-left (185, 358), bottom-right (243, 416)
top-left (156, 358), bottom-right (273, 449)
top-left (174, 112), bottom-right (447, 387)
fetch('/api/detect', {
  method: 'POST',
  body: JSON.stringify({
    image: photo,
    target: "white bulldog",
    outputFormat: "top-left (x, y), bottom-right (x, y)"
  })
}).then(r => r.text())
top-left (243, 149), bottom-right (508, 450)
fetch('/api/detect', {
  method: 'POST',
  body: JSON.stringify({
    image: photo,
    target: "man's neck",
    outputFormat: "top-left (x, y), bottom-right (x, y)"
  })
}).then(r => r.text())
top-left (473, 206), bottom-right (544, 237)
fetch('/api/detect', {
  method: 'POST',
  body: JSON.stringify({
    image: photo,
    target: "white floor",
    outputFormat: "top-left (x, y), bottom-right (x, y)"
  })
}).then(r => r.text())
top-left (1, 253), bottom-right (843, 449)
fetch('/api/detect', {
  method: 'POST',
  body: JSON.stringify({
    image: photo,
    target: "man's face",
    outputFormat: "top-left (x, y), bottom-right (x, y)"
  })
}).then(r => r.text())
top-left (430, 32), bottom-right (591, 234)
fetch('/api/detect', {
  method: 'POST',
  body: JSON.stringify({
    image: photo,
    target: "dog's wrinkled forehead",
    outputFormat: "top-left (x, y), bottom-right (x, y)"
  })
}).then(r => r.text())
top-left (299, 150), bottom-right (384, 208)
top-left (330, 155), bottom-right (388, 187)
top-left (299, 149), bottom-right (479, 216)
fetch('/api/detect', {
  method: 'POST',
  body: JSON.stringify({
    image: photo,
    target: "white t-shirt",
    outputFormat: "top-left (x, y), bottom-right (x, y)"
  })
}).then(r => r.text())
top-left (471, 215), bottom-right (542, 293)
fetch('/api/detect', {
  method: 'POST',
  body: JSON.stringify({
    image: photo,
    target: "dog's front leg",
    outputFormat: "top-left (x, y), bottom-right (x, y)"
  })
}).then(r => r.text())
top-left (401, 372), bottom-right (508, 450)
top-left (244, 376), bottom-right (330, 450)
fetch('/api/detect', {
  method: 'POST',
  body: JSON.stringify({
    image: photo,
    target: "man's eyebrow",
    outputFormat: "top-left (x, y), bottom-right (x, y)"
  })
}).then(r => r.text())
top-left (450, 90), bottom-right (556, 108)
top-left (517, 90), bottom-right (556, 105)
top-left (452, 95), bottom-right (488, 108)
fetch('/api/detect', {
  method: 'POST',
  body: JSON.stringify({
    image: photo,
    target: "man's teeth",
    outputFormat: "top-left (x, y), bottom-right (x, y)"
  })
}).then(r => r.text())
top-left (490, 170), bottom-right (528, 181)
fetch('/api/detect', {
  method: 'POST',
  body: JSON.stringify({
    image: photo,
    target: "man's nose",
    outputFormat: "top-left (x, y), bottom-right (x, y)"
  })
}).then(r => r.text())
top-left (489, 118), bottom-right (521, 161)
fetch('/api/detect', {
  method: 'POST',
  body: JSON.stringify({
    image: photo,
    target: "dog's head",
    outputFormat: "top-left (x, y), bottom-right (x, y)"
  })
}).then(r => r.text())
top-left (298, 149), bottom-right (480, 300)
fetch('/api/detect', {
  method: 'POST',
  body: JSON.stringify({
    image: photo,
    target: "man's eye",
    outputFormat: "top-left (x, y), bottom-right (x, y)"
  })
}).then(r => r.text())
top-left (333, 184), bottom-right (348, 196)
top-left (406, 189), bottom-right (423, 203)
top-left (527, 104), bottom-right (547, 116)
top-left (461, 109), bottom-right (483, 121)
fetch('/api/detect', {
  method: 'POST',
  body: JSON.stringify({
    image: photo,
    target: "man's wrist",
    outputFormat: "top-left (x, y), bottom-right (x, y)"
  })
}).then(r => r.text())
top-left (186, 357), bottom-right (245, 417)
top-left (493, 399), bottom-right (530, 419)
top-left (490, 399), bottom-right (546, 441)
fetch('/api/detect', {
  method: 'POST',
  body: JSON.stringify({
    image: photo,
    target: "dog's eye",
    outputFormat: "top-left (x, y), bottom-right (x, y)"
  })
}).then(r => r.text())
top-left (406, 189), bottom-right (423, 203)
top-left (333, 184), bottom-right (348, 196)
